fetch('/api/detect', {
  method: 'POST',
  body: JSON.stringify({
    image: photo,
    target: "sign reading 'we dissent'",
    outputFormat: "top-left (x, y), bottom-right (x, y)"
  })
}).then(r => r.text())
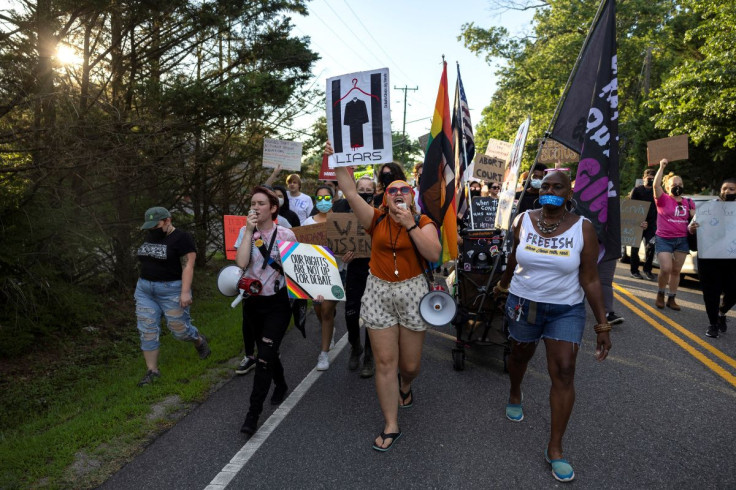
top-left (326, 214), bottom-right (372, 258)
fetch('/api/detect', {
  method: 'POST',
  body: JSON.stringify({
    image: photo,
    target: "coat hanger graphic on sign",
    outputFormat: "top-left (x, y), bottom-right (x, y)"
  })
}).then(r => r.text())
top-left (334, 78), bottom-right (379, 106)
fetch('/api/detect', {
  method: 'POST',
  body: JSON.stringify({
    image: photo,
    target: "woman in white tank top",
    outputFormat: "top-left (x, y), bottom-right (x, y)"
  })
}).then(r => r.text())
top-left (493, 170), bottom-right (611, 483)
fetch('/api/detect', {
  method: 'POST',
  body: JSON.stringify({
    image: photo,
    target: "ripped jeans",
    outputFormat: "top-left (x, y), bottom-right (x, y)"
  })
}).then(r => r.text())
top-left (135, 278), bottom-right (200, 351)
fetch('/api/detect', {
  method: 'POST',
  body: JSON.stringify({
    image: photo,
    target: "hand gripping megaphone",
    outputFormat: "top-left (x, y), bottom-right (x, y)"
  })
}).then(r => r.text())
top-left (419, 285), bottom-right (457, 327)
top-left (216, 265), bottom-right (262, 308)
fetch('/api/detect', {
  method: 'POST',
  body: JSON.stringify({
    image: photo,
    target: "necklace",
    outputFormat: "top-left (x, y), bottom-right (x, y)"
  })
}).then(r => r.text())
top-left (387, 219), bottom-right (402, 277)
top-left (537, 209), bottom-right (567, 234)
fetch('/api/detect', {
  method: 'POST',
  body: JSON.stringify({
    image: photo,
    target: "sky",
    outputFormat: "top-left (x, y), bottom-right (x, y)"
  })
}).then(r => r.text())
top-left (290, 0), bottom-right (536, 143)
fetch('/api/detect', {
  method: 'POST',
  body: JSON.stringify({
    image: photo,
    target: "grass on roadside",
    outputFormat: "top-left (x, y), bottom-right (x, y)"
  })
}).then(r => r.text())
top-left (0, 260), bottom-right (245, 489)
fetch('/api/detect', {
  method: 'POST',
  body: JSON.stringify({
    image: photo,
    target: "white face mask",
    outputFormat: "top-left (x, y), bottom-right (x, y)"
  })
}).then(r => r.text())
top-left (278, 197), bottom-right (284, 207)
top-left (530, 179), bottom-right (543, 189)
top-left (337, 190), bottom-right (343, 199)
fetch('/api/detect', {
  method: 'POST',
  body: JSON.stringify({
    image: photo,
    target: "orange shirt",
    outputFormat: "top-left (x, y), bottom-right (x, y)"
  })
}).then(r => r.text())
top-left (366, 208), bottom-right (436, 282)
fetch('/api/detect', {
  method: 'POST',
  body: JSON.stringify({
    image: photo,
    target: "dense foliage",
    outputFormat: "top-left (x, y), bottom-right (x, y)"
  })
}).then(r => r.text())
top-left (0, 0), bottom-right (319, 355)
top-left (461, 0), bottom-right (734, 192)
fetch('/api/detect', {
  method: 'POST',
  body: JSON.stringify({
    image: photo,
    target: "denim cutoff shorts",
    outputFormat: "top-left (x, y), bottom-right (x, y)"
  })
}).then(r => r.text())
top-left (505, 293), bottom-right (586, 345)
top-left (655, 235), bottom-right (689, 254)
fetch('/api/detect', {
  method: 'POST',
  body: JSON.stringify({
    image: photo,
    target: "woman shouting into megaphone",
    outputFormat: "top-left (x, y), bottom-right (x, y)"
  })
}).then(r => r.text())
top-left (328, 142), bottom-right (441, 452)
top-left (236, 186), bottom-right (297, 436)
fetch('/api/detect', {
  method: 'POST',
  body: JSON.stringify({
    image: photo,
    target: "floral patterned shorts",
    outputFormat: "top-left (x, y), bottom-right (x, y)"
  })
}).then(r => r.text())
top-left (360, 272), bottom-right (430, 332)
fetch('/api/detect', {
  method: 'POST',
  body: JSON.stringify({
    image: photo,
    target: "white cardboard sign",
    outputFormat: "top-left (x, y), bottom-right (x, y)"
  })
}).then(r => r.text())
top-left (326, 68), bottom-right (392, 167)
top-left (277, 240), bottom-right (345, 301)
top-left (696, 201), bottom-right (736, 259)
top-left (262, 138), bottom-right (303, 171)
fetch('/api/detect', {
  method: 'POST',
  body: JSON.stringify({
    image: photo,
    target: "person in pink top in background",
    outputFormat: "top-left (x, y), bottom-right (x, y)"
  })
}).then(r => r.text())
top-left (652, 159), bottom-right (697, 310)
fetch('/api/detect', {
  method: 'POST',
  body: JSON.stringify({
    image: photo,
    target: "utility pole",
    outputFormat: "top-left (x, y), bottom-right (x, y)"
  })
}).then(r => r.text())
top-left (394, 85), bottom-right (418, 158)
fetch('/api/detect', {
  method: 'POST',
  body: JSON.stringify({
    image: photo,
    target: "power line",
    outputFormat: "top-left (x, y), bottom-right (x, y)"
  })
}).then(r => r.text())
top-left (308, 7), bottom-right (377, 69)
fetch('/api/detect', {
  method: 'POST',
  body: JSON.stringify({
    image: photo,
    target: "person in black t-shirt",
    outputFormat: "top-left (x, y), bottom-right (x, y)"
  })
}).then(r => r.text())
top-left (629, 168), bottom-right (657, 280)
top-left (515, 163), bottom-right (548, 214)
top-left (135, 207), bottom-right (210, 386)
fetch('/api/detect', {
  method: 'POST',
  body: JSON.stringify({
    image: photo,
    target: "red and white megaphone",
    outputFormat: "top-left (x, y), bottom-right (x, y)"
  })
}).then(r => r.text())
top-left (418, 284), bottom-right (457, 327)
top-left (216, 265), bottom-right (262, 307)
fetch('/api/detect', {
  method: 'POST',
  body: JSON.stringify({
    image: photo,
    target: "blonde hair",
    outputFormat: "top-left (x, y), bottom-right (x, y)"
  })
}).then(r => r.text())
top-left (355, 175), bottom-right (376, 192)
top-left (663, 172), bottom-right (682, 190)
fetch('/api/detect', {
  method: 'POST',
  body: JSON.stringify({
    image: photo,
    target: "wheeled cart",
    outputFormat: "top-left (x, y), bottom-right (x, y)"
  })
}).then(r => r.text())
top-left (450, 229), bottom-right (510, 371)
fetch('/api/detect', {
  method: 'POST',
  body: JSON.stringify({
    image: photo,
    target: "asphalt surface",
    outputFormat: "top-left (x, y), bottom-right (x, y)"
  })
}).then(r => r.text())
top-left (101, 262), bottom-right (736, 489)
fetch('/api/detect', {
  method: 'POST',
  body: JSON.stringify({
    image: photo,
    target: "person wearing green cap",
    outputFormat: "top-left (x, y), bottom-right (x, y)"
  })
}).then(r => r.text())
top-left (135, 206), bottom-right (210, 386)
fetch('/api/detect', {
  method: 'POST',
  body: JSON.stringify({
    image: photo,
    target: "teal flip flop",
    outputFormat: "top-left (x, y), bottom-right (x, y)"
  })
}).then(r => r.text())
top-left (372, 431), bottom-right (402, 452)
top-left (545, 449), bottom-right (575, 482)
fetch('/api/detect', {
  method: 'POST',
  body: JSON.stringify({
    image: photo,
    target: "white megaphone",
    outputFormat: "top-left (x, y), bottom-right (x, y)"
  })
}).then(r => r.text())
top-left (217, 265), bottom-right (243, 297)
top-left (419, 286), bottom-right (457, 327)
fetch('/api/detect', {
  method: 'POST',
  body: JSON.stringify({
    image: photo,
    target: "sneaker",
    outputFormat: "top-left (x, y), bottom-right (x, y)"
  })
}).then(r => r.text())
top-left (316, 351), bottom-right (330, 371)
top-left (717, 316), bottom-right (728, 333)
top-left (195, 334), bottom-right (211, 359)
top-left (643, 271), bottom-right (655, 281)
top-left (360, 355), bottom-right (375, 378)
top-left (348, 344), bottom-right (363, 371)
top-left (137, 369), bottom-right (160, 387)
top-left (235, 356), bottom-right (256, 375)
top-left (606, 312), bottom-right (624, 325)
top-left (706, 326), bottom-right (719, 338)
top-left (240, 412), bottom-right (258, 435)
top-left (630, 271), bottom-right (643, 279)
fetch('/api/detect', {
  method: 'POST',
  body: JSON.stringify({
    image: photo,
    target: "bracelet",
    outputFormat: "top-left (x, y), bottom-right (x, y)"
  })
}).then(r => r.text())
top-left (406, 223), bottom-right (418, 232)
top-left (494, 283), bottom-right (509, 293)
top-left (594, 323), bottom-right (612, 333)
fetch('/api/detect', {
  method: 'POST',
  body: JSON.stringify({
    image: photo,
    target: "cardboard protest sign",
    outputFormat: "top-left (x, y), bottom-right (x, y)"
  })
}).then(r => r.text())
top-left (290, 222), bottom-right (327, 247)
top-left (696, 201), bottom-right (736, 259)
top-left (319, 154), bottom-right (354, 181)
top-left (326, 68), bottom-right (392, 167)
top-left (262, 138), bottom-right (302, 171)
top-left (469, 196), bottom-right (498, 230)
top-left (619, 199), bottom-right (651, 247)
top-left (495, 118), bottom-right (531, 230)
top-left (472, 154), bottom-right (505, 183)
top-left (278, 241), bottom-right (345, 301)
top-left (418, 133), bottom-right (430, 154)
top-left (538, 139), bottom-right (579, 164)
top-left (485, 138), bottom-right (512, 162)
top-left (647, 134), bottom-right (688, 166)
top-left (223, 215), bottom-right (248, 260)
top-left (326, 214), bottom-right (372, 258)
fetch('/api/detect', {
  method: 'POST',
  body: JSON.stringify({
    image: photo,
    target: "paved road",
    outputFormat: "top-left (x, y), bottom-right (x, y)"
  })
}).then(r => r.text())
top-left (101, 263), bottom-right (736, 489)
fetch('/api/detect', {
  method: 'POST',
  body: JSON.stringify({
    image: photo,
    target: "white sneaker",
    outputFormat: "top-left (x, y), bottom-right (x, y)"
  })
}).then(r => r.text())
top-left (316, 351), bottom-right (330, 371)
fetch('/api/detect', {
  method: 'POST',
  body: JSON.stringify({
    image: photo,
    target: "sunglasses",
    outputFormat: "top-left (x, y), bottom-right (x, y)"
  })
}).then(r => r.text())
top-left (387, 186), bottom-right (412, 196)
top-left (490, 186), bottom-right (500, 190)
top-left (315, 195), bottom-right (332, 202)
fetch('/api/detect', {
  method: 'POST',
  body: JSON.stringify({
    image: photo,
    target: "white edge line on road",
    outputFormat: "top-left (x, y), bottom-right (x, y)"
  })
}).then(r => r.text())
top-left (204, 332), bottom-right (350, 490)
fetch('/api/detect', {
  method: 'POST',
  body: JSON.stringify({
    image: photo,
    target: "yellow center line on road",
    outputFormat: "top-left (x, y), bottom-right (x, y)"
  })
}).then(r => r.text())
top-left (613, 285), bottom-right (736, 389)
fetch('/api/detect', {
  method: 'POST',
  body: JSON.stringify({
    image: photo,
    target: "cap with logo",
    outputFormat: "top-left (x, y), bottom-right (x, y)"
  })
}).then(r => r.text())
top-left (141, 207), bottom-right (172, 230)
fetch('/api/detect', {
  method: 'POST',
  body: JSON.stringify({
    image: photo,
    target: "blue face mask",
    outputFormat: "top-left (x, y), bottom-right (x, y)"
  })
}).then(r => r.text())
top-left (316, 200), bottom-right (333, 213)
top-left (539, 194), bottom-right (566, 207)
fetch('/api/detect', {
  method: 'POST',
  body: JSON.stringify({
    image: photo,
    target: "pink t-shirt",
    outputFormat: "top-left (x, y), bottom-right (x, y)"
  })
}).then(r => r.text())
top-left (655, 193), bottom-right (693, 239)
top-left (242, 225), bottom-right (296, 296)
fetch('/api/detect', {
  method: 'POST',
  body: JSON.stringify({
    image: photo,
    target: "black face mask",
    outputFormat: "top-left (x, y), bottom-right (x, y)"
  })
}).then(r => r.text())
top-left (379, 172), bottom-right (394, 187)
top-left (671, 186), bottom-right (683, 196)
top-left (358, 192), bottom-right (374, 204)
top-left (147, 227), bottom-right (166, 241)
top-left (723, 193), bottom-right (736, 202)
top-left (469, 189), bottom-right (481, 198)
top-left (645, 178), bottom-right (654, 187)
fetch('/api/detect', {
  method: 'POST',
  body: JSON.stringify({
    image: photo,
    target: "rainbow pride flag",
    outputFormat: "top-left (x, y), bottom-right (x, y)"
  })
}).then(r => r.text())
top-left (419, 60), bottom-right (457, 263)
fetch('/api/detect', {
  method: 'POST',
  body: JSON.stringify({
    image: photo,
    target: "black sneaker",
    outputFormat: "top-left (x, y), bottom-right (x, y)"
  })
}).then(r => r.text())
top-left (195, 334), bottom-right (211, 360)
top-left (240, 412), bottom-right (258, 435)
top-left (138, 370), bottom-right (160, 387)
top-left (717, 316), bottom-right (728, 333)
top-left (630, 271), bottom-right (643, 279)
top-left (706, 326), bottom-right (719, 338)
top-left (235, 356), bottom-right (256, 375)
top-left (643, 271), bottom-right (655, 281)
top-left (348, 344), bottom-right (363, 371)
top-left (607, 312), bottom-right (624, 325)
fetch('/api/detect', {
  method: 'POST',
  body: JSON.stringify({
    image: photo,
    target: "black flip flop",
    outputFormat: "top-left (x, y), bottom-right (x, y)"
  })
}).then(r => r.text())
top-left (372, 431), bottom-right (402, 452)
top-left (398, 373), bottom-right (413, 408)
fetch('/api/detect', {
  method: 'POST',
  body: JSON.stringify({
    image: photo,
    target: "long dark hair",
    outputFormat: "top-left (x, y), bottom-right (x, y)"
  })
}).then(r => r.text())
top-left (379, 162), bottom-right (406, 184)
top-left (273, 185), bottom-right (291, 212)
